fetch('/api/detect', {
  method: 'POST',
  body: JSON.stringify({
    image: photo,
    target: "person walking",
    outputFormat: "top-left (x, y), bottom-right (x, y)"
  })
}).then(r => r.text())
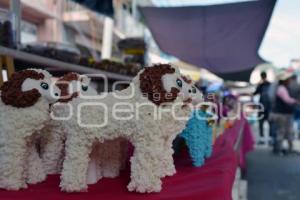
top-left (253, 72), bottom-right (271, 144)
top-left (288, 75), bottom-right (300, 137)
top-left (271, 71), bottom-right (300, 154)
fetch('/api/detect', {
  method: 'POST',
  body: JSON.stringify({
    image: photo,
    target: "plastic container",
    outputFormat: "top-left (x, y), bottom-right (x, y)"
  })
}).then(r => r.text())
top-left (0, 8), bottom-right (16, 48)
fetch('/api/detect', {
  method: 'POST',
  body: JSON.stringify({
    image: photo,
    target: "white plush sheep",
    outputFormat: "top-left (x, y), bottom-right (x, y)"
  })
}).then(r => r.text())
top-left (39, 72), bottom-right (128, 187)
top-left (59, 64), bottom-right (195, 193)
top-left (158, 75), bottom-right (203, 178)
top-left (0, 69), bottom-right (60, 190)
top-left (86, 74), bottom-right (202, 185)
top-left (40, 72), bottom-right (98, 174)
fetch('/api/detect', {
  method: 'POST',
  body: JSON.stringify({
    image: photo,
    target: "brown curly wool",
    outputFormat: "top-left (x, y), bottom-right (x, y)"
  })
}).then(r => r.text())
top-left (139, 64), bottom-right (180, 106)
top-left (0, 70), bottom-right (44, 108)
top-left (56, 72), bottom-right (79, 103)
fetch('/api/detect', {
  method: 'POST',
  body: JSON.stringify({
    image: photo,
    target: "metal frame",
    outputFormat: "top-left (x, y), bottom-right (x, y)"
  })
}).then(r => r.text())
top-left (0, 46), bottom-right (133, 80)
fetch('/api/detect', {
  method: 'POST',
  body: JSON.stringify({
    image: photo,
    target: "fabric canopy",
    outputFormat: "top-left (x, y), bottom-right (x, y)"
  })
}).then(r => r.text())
top-left (140, 0), bottom-right (276, 81)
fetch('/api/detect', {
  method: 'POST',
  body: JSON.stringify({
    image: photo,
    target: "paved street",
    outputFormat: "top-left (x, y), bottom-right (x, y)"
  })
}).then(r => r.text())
top-left (247, 147), bottom-right (300, 200)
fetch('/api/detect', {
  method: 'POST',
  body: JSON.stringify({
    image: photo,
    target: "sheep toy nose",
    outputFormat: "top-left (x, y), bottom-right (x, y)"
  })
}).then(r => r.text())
top-left (55, 93), bottom-right (59, 97)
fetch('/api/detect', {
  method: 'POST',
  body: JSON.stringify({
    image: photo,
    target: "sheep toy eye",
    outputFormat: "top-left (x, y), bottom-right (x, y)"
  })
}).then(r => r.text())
top-left (82, 85), bottom-right (88, 91)
top-left (40, 82), bottom-right (49, 90)
top-left (176, 79), bottom-right (183, 88)
top-left (192, 87), bottom-right (197, 93)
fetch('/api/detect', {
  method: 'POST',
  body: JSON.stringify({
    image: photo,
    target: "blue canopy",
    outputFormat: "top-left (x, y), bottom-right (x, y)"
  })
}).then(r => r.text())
top-left (140, 0), bottom-right (276, 81)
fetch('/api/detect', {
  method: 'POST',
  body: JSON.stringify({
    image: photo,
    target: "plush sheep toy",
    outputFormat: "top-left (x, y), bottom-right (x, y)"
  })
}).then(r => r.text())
top-left (168, 76), bottom-right (214, 168)
top-left (39, 72), bottom-right (98, 174)
top-left (177, 77), bottom-right (214, 167)
top-left (158, 75), bottom-right (204, 177)
top-left (0, 69), bottom-right (60, 190)
top-left (59, 64), bottom-right (195, 193)
top-left (179, 108), bottom-right (214, 167)
top-left (86, 71), bottom-right (201, 185)
top-left (40, 72), bottom-right (126, 183)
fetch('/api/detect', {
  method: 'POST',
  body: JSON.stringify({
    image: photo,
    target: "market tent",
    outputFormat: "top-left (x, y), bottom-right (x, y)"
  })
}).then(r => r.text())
top-left (140, 0), bottom-right (276, 81)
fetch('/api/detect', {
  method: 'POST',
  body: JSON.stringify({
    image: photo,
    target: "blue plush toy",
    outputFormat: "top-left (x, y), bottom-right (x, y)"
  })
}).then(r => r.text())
top-left (178, 109), bottom-right (213, 167)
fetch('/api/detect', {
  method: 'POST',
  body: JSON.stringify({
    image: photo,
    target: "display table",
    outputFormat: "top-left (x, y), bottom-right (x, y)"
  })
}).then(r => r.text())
top-left (0, 118), bottom-right (253, 200)
top-left (220, 117), bottom-right (255, 170)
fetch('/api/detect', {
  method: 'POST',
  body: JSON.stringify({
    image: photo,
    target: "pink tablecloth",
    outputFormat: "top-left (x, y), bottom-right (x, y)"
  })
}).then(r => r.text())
top-left (0, 118), bottom-right (254, 200)
top-left (218, 117), bottom-right (255, 169)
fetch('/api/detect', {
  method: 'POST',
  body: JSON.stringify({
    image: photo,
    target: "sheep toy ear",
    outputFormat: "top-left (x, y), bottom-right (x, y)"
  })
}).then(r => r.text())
top-left (186, 75), bottom-right (192, 80)
top-left (79, 75), bottom-right (91, 86)
top-left (170, 63), bottom-right (181, 74)
top-left (0, 70), bottom-right (45, 108)
top-left (139, 64), bottom-right (180, 106)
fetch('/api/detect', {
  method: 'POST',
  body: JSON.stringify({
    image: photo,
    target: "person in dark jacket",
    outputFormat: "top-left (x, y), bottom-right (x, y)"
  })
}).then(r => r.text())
top-left (253, 72), bottom-right (271, 143)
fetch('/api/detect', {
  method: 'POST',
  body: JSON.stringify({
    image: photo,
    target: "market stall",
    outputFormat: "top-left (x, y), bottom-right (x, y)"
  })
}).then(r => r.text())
top-left (0, 0), bottom-right (264, 199)
top-left (0, 117), bottom-right (254, 200)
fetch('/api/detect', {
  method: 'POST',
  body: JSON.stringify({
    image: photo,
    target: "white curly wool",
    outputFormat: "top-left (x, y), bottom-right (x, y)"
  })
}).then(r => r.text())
top-left (41, 104), bottom-right (127, 179)
top-left (0, 99), bottom-right (49, 190)
top-left (40, 75), bottom-right (99, 175)
top-left (160, 83), bottom-right (203, 177)
top-left (39, 74), bottom-right (126, 182)
top-left (40, 120), bottom-right (66, 174)
top-left (159, 79), bottom-right (203, 178)
top-left (0, 69), bottom-right (59, 190)
top-left (59, 67), bottom-right (193, 193)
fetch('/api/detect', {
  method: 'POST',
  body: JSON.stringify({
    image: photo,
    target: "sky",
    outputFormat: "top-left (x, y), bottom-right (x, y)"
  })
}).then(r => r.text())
top-left (152, 0), bottom-right (300, 67)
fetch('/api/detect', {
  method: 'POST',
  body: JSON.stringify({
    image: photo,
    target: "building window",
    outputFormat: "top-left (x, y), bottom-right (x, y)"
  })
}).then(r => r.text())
top-left (21, 21), bottom-right (37, 43)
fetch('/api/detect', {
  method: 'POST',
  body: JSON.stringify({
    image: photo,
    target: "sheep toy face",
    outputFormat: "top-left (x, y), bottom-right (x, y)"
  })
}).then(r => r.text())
top-left (22, 71), bottom-right (60, 104)
top-left (57, 73), bottom-right (97, 103)
top-left (0, 69), bottom-right (60, 108)
top-left (161, 71), bottom-right (203, 107)
top-left (190, 86), bottom-right (203, 105)
top-left (68, 76), bottom-right (97, 97)
top-left (77, 75), bottom-right (97, 96)
top-left (180, 75), bottom-right (203, 106)
top-left (161, 73), bottom-right (186, 99)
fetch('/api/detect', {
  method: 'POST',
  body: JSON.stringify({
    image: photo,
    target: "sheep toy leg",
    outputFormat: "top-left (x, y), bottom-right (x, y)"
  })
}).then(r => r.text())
top-left (160, 131), bottom-right (184, 178)
top-left (127, 140), bottom-right (163, 193)
top-left (60, 136), bottom-right (92, 192)
top-left (204, 134), bottom-right (213, 158)
top-left (160, 144), bottom-right (176, 177)
top-left (160, 120), bottom-right (188, 178)
top-left (26, 140), bottom-right (46, 184)
top-left (180, 110), bottom-right (214, 167)
top-left (0, 138), bottom-right (28, 190)
top-left (191, 154), bottom-right (205, 167)
top-left (40, 125), bottom-right (65, 174)
top-left (185, 138), bottom-right (206, 167)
